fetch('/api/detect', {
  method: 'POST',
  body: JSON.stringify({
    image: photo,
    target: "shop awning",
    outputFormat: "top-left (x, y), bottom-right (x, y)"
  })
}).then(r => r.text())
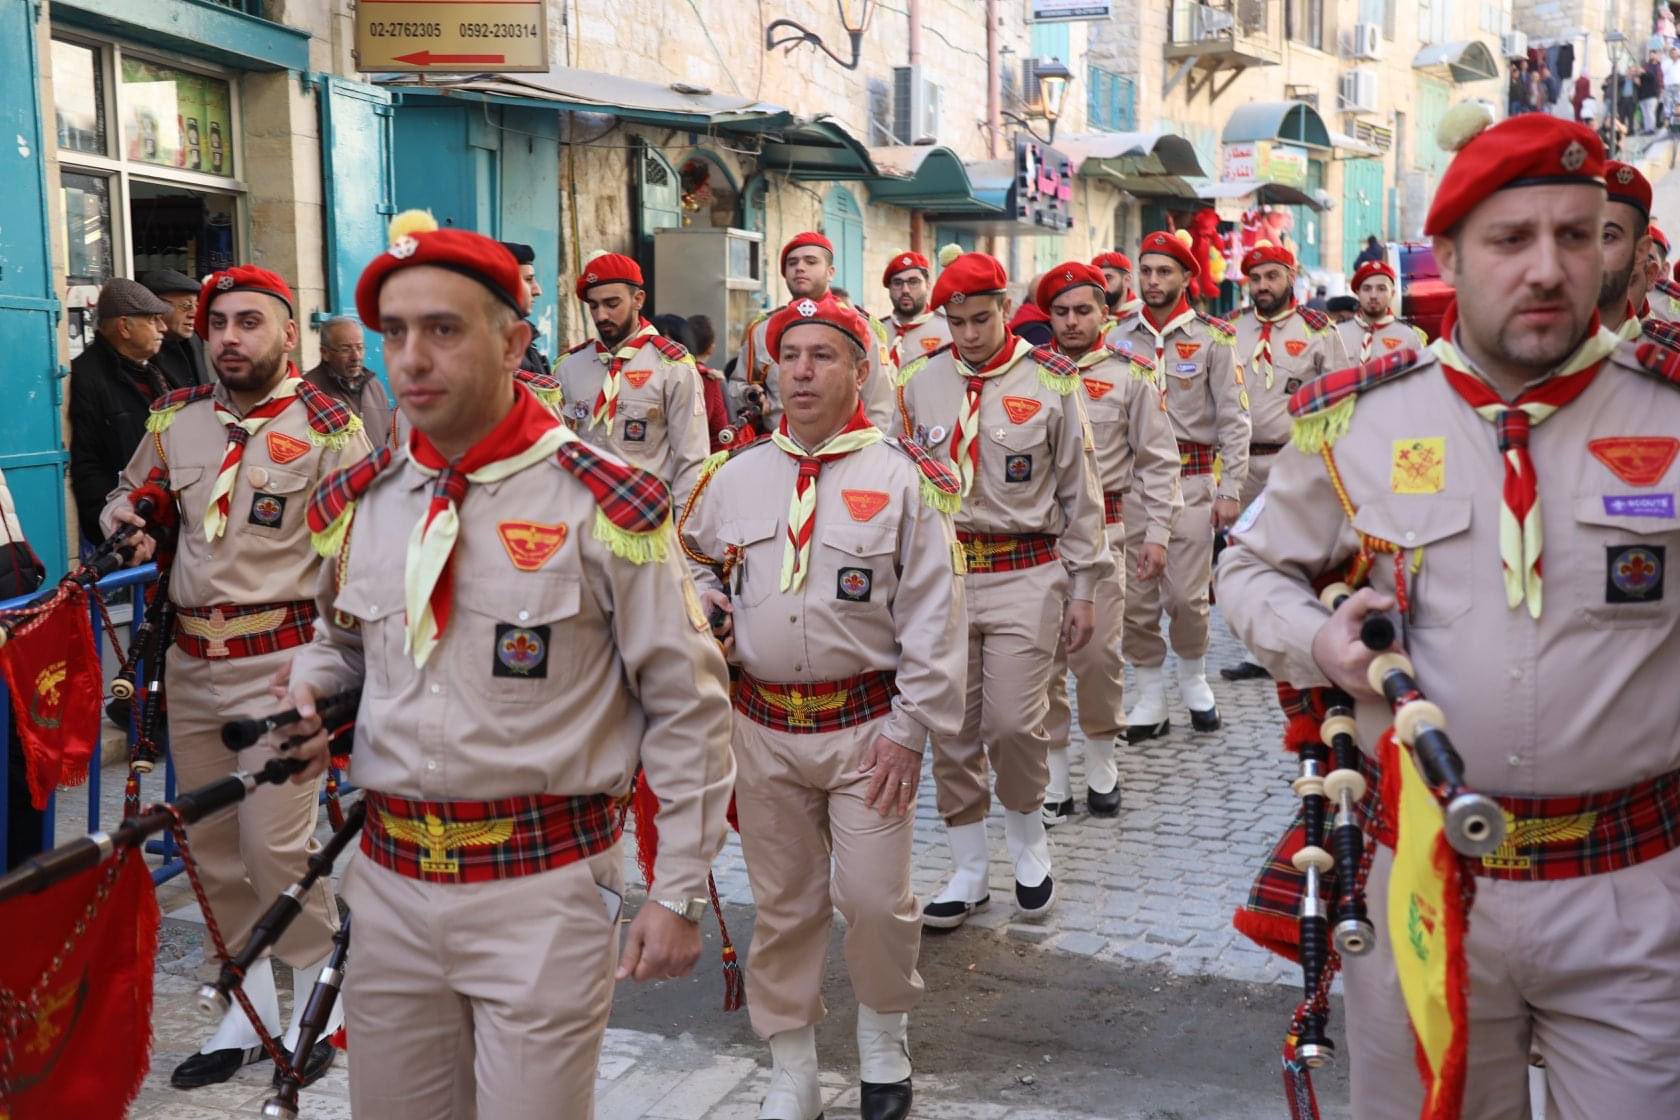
top-left (1221, 101), bottom-right (1332, 151)
top-left (756, 120), bottom-right (880, 181)
top-left (1055, 131), bottom-right (1209, 179)
top-left (1328, 130), bottom-right (1381, 158)
top-left (1194, 179), bottom-right (1325, 210)
top-left (377, 69), bottom-right (792, 130)
top-left (53, 0), bottom-right (310, 72)
top-left (865, 146), bottom-right (1006, 213)
top-left (1412, 41), bottom-right (1501, 84)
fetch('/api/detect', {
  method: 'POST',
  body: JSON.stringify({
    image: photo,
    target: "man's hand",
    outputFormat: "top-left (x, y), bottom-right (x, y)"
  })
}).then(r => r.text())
top-left (1062, 599), bottom-right (1096, 654)
top-left (108, 508), bottom-right (157, 566)
top-left (1310, 588), bottom-right (1398, 700)
top-left (1211, 496), bottom-right (1242, 533)
top-left (617, 903), bottom-right (702, 982)
top-left (267, 658), bottom-right (293, 703)
top-left (1134, 542), bottom-right (1167, 582)
top-left (281, 679), bottom-right (331, 783)
top-left (698, 588), bottom-right (734, 653)
top-left (858, 734), bottom-right (922, 817)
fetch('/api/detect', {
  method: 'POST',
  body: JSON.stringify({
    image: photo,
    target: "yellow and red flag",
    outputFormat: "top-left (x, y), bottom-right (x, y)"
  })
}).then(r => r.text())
top-left (0, 588), bottom-right (102, 810)
top-left (1380, 729), bottom-right (1472, 1120)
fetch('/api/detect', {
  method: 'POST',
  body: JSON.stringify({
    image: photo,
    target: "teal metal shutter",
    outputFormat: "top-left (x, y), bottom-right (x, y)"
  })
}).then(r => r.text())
top-left (318, 77), bottom-right (395, 377)
top-left (821, 187), bottom-right (865, 292)
top-left (1341, 158), bottom-right (1384, 272)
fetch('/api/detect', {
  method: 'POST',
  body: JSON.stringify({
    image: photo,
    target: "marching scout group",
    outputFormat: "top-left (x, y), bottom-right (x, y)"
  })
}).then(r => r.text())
top-left (98, 106), bottom-right (1680, 1120)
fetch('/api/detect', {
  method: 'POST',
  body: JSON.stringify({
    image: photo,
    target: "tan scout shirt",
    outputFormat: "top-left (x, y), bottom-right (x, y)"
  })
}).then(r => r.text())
top-left (1215, 339), bottom-right (1680, 796)
top-left (99, 378), bottom-right (373, 610)
top-left (896, 336), bottom-right (1109, 600)
top-left (553, 325), bottom-right (710, 513)
top-left (289, 447), bottom-right (735, 898)
top-left (1068, 345), bottom-right (1182, 548)
top-left (1108, 304), bottom-right (1252, 501)
top-left (1233, 305), bottom-right (1349, 447)
top-left (887, 311), bottom-right (951, 370)
top-left (680, 438), bottom-right (967, 750)
top-left (736, 303), bottom-right (898, 432)
top-left (1335, 316), bottom-right (1429, 366)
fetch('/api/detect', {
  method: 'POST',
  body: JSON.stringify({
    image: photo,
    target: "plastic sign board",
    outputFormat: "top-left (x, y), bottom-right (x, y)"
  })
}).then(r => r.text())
top-left (355, 1), bottom-right (549, 73)
top-left (1030, 0), bottom-right (1114, 20)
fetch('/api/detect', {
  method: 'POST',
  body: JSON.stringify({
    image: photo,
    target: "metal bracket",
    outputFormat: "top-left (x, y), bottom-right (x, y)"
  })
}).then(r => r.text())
top-left (1210, 68), bottom-right (1243, 103)
top-left (1163, 56), bottom-right (1198, 99)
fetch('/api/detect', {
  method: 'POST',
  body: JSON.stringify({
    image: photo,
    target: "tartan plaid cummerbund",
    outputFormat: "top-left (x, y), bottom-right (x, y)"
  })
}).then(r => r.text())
top-left (1177, 441), bottom-right (1215, 476)
top-left (361, 789), bottom-right (622, 884)
top-left (1250, 441), bottom-right (1287, 456)
top-left (174, 600), bottom-right (317, 660)
top-left (734, 670), bottom-right (898, 734)
top-left (1103, 491), bottom-right (1124, 525)
top-left (1457, 768), bottom-right (1680, 882)
top-left (955, 531), bottom-right (1060, 573)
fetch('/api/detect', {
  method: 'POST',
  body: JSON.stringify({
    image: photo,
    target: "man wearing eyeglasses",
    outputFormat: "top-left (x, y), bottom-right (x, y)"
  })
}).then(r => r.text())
top-left (140, 269), bottom-right (211, 387)
top-left (304, 315), bottom-right (393, 447)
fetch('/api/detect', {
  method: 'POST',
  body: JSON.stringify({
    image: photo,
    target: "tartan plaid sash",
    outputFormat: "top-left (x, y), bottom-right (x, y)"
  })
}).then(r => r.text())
top-left (734, 670), bottom-right (898, 734)
top-left (1177, 440), bottom-right (1215, 476)
top-left (555, 441), bottom-right (672, 532)
top-left (362, 789), bottom-right (622, 884)
top-left (954, 530), bottom-right (1059, 573)
top-left (173, 599), bottom-right (317, 660)
top-left (1103, 491), bottom-right (1124, 525)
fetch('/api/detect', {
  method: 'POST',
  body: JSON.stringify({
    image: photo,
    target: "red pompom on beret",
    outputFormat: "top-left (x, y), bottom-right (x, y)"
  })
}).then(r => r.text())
top-left (356, 211), bottom-right (527, 327)
top-left (575, 251), bottom-right (644, 300)
top-left (780, 231), bottom-right (834, 266)
top-left (882, 251), bottom-right (930, 287)
top-left (194, 265), bottom-right (294, 339)
top-left (1137, 231), bottom-right (1200, 279)
top-left (765, 294), bottom-right (870, 360)
top-left (930, 252), bottom-right (1008, 311)
top-left (1034, 262), bottom-right (1108, 312)
top-left (1423, 109), bottom-right (1605, 236)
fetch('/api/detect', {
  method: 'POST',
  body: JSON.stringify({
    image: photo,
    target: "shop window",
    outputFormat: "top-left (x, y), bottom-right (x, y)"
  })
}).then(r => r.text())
top-left (119, 56), bottom-right (236, 177)
top-left (1087, 66), bottom-right (1137, 132)
top-left (53, 40), bottom-right (106, 156)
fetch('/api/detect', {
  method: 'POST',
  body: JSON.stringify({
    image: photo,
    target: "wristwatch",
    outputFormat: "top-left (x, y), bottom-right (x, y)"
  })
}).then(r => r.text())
top-left (656, 897), bottom-right (707, 923)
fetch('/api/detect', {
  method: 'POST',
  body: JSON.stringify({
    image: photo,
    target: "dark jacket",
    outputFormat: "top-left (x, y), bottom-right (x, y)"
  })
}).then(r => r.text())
top-left (521, 327), bottom-right (551, 377)
top-left (68, 334), bottom-right (173, 546)
top-left (152, 334), bottom-right (209, 388)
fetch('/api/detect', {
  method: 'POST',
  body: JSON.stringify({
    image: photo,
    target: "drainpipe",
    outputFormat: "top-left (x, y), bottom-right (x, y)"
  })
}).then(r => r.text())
top-left (986, 0), bottom-right (1002, 258)
top-left (909, 0), bottom-right (926, 254)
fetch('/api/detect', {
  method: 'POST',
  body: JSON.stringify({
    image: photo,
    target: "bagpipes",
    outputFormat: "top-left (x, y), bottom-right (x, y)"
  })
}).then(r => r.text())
top-left (716, 382), bottom-right (767, 449)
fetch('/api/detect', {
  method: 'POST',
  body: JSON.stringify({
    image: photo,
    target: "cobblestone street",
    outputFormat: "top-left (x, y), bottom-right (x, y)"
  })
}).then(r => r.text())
top-left (82, 614), bottom-right (1350, 1119)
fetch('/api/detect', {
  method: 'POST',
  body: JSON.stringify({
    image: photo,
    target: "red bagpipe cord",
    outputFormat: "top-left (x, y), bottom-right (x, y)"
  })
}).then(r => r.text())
top-left (628, 770), bottom-right (743, 1011)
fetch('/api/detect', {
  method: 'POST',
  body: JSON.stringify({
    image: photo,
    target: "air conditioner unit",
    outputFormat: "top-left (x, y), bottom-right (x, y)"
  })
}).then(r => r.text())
top-left (1501, 30), bottom-right (1529, 60)
top-left (1347, 23), bottom-right (1381, 60)
top-left (1339, 69), bottom-right (1379, 114)
top-left (892, 65), bottom-right (941, 144)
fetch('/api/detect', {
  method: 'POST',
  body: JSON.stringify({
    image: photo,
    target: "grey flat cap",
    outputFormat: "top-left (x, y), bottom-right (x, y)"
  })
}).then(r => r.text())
top-left (96, 278), bottom-right (173, 318)
top-left (137, 269), bottom-right (201, 296)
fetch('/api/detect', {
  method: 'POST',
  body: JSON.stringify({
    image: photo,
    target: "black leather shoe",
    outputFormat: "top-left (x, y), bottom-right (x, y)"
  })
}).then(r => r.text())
top-left (1086, 784), bottom-right (1121, 817)
top-left (1189, 706), bottom-right (1221, 732)
top-left (922, 895), bottom-right (989, 930)
top-left (861, 1077), bottom-right (913, 1120)
top-left (1219, 660), bottom-right (1272, 681)
top-left (1125, 718), bottom-right (1170, 743)
top-left (274, 1038), bottom-right (337, 1089)
top-left (1015, 875), bottom-right (1055, 916)
top-left (171, 1045), bottom-right (263, 1089)
top-left (1040, 797), bottom-right (1074, 827)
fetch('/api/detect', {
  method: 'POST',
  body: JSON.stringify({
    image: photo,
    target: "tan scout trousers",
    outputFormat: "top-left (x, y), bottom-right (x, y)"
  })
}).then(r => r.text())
top-left (1238, 450), bottom-right (1277, 515)
top-left (733, 715), bottom-right (923, 1039)
top-left (1123, 473), bottom-right (1213, 668)
top-left (165, 645), bottom-right (336, 965)
top-left (1343, 845), bottom-right (1680, 1120)
top-left (933, 562), bottom-right (1068, 825)
top-left (341, 844), bottom-right (624, 1120)
top-left (1045, 536), bottom-right (1128, 744)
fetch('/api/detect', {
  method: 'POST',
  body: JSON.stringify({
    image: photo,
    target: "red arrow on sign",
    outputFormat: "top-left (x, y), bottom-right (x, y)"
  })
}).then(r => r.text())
top-left (393, 50), bottom-right (507, 66)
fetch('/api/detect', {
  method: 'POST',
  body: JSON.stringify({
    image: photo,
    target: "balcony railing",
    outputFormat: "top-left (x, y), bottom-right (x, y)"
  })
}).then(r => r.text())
top-left (1166, 0), bottom-right (1283, 68)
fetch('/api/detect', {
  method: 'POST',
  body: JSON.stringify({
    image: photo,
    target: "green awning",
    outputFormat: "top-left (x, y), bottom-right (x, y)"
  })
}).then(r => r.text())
top-left (1221, 101), bottom-right (1332, 151)
top-left (377, 69), bottom-right (792, 130)
top-left (757, 120), bottom-right (879, 181)
top-left (1412, 41), bottom-right (1501, 84)
top-left (865, 146), bottom-right (1005, 214)
top-left (53, 0), bottom-right (310, 72)
top-left (1057, 131), bottom-right (1208, 180)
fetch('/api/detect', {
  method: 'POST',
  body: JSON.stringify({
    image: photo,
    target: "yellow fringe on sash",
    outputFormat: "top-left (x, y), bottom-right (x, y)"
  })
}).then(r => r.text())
top-left (920, 478), bottom-right (961, 515)
top-left (146, 406), bottom-right (187, 433)
top-left (307, 412), bottom-right (366, 451)
top-left (594, 511), bottom-right (671, 565)
top-left (528, 383), bottom-right (565, 409)
top-left (895, 355), bottom-right (930, 388)
top-left (310, 502), bottom-right (355, 559)
top-left (1036, 366), bottom-right (1080, 396)
top-left (1290, 396), bottom-right (1357, 454)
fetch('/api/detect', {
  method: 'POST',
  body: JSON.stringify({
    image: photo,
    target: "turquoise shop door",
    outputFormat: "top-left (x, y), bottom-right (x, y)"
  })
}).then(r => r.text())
top-left (1341, 158), bottom-right (1384, 275)
top-left (393, 103), bottom-right (499, 234)
top-left (318, 76), bottom-right (394, 378)
top-left (821, 186), bottom-right (865, 292)
top-left (1, 2), bottom-right (68, 573)
top-left (498, 108), bottom-right (560, 361)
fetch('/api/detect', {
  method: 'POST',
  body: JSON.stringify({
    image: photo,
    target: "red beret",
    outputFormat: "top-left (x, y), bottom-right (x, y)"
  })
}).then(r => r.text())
top-left (1424, 111), bottom-right (1605, 236)
top-left (575, 252), bottom-right (644, 300)
top-left (930, 252), bottom-right (1008, 311)
top-left (1241, 242), bottom-right (1296, 275)
top-left (195, 265), bottom-right (294, 339)
top-left (1604, 161), bottom-right (1652, 218)
top-left (1652, 224), bottom-right (1670, 255)
top-left (1137, 231), bottom-right (1200, 280)
top-left (1350, 260), bottom-right (1397, 291)
top-left (1091, 251), bottom-right (1133, 273)
top-left (356, 214), bottom-right (527, 327)
top-left (765, 294), bottom-right (869, 360)
top-left (1035, 262), bottom-right (1108, 313)
top-left (882, 251), bottom-right (930, 287)
top-left (781, 232), bottom-right (834, 266)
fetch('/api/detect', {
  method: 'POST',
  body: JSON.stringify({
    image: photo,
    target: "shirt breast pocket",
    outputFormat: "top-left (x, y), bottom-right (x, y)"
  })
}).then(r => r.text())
top-left (242, 465), bottom-right (310, 539)
top-left (818, 523), bottom-right (898, 609)
top-left (1572, 493), bottom-right (1678, 630)
top-left (720, 517), bottom-right (781, 607)
top-left (452, 575), bottom-right (580, 704)
top-left (989, 420), bottom-right (1049, 488)
top-left (332, 579), bottom-right (407, 698)
top-left (616, 401), bottom-right (666, 459)
top-left (1351, 496), bottom-right (1473, 628)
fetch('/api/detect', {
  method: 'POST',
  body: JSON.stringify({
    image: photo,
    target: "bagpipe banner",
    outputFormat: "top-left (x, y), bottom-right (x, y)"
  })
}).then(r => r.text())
top-left (1381, 729), bottom-right (1471, 1120)
top-left (0, 587), bottom-right (102, 810)
top-left (0, 848), bottom-right (159, 1119)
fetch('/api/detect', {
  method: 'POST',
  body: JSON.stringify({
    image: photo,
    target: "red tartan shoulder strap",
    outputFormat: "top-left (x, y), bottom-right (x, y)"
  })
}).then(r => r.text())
top-left (648, 335), bottom-right (690, 362)
top-left (566, 338), bottom-right (595, 355)
top-left (1197, 311), bottom-right (1235, 337)
top-left (1656, 278), bottom-right (1680, 301)
top-left (1030, 346), bottom-right (1079, 379)
top-left (1627, 339), bottom-right (1680, 391)
top-left (1644, 318), bottom-right (1680, 349)
top-left (1297, 306), bottom-right (1330, 332)
top-left (554, 442), bottom-right (672, 534)
top-left (892, 437), bottom-right (961, 497)
top-left (296, 379), bottom-right (358, 437)
top-left (1287, 347), bottom-right (1429, 419)
top-left (149, 384), bottom-right (215, 414)
top-left (513, 367), bottom-right (563, 393)
top-left (1108, 342), bottom-right (1155, 371)
top-left (306, 445), bottom-right (395, 535)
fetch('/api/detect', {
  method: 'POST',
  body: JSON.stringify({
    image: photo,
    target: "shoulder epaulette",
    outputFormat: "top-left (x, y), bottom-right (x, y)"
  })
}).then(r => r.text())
top-left (1642, 317), bottom-right (1680, 349)
top-left (867, 314), bottom-right (890, 348)
top-left (297, 380), bottom-right (366, 450)
top-left (1627, 340), bottom-right (1680, 391)
top-left (566, 338), bottom-right (596, 356)
top-left (1107, 342), bottom-right (1157, 379)
top-left (555, 442), bottom-right (671, 564)
top-left (1287, 347), bottom-right (1430, 453)
top-left (648, 335), bottom-right (692, 364)
top-left (891, 437), bottom-right (961, 514)
top-left (513, 367), bottom-right (566, 409)
top-left (748, 307), bottom-right (776, 330)
top-left (144, 384), bottom-right (215, 433)
top-left (307, 445), bottom-right (395, 558)
top-left (1655, 278), bottom-right (1680, 301)
top-left (1297, 306), bottom-right (1330, 333)
top-left (1031, 346), bottom-right (1081, 395)
top-left (895, 350), bottom-right (934, 388)
top-left (1198, 311), bottom-right (1235, 339)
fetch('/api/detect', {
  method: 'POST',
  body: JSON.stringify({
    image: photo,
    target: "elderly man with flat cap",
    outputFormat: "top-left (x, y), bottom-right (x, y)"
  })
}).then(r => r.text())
top-left (1218, 105), bottom-right (1680, 1120)
top-left (139, 268), bottom-right (211, 387)
top-left (102, 263), bottom-right (372, 1089)
top-left (882, 250), bottom-right (950, 369)
top-left (680, 293), bottom-right (966, 1120)
top-left (304, 316), bottom-right (393, 443)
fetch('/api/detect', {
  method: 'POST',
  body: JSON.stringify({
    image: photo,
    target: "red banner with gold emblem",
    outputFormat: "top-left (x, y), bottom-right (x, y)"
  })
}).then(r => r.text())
top-left (0, 588), bottom-right (102, 810)
top-left (0, 848), bottom-right (159, 1119)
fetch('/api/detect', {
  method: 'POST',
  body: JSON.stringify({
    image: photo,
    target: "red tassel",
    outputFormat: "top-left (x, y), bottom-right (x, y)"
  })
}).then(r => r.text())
top-left (720, 944), bottom-right (745, 1012)
top-left (329, 1025), bottom-right (348, 1051)
top-left (325, 767), bottom-right (345, 831)
top-left (1281, 713), bottom-right (1321, 756)
top-left (123, 772), bottom-right (141, 819)
top-left (630, 770), bottom-right (660, 888)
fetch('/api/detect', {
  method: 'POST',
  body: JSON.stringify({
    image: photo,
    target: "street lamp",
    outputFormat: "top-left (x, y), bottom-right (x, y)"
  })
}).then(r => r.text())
top-left (1034, 59), bottom-right (1073, 143)
top-left (765, 0), bottom-right (877, 71)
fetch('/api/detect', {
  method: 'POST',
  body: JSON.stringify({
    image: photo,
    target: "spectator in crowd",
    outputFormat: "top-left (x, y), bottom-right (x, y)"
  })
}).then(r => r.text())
top-left (1352, 235), bottom-right (1384, 270)
top-left (303, 316), bottom-right (392, 442)
top-left (0, 466), bottom-right (45, 870)
top-left (1573, 70), bottom-right (1592, 121)
top-left (499, 240), bottom-right (551, 375)
top-left (1305, 284), bottom-right (1329, 312)
top-left (138, 269), bottom-right (209, 387)
top-left (682, 313), bottom-right (733, 451)
top-left (1663, 45), bottom-right (1680, 124)
top-left (1509, 60), bottom-right (1529, 116)
top-left (1640, 50), bottom-right (1663, 132)
top-left (1538, 62), bottom-right (1561, 111)
top-left (67, 278), bottom-right (173, 546)
top-left (1325, 295), bottom-right (1358, 324)
top-left (1660, 4), bottom-right (1676, 46)
top-left (1527, 65), bottom-right (1546, 113)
